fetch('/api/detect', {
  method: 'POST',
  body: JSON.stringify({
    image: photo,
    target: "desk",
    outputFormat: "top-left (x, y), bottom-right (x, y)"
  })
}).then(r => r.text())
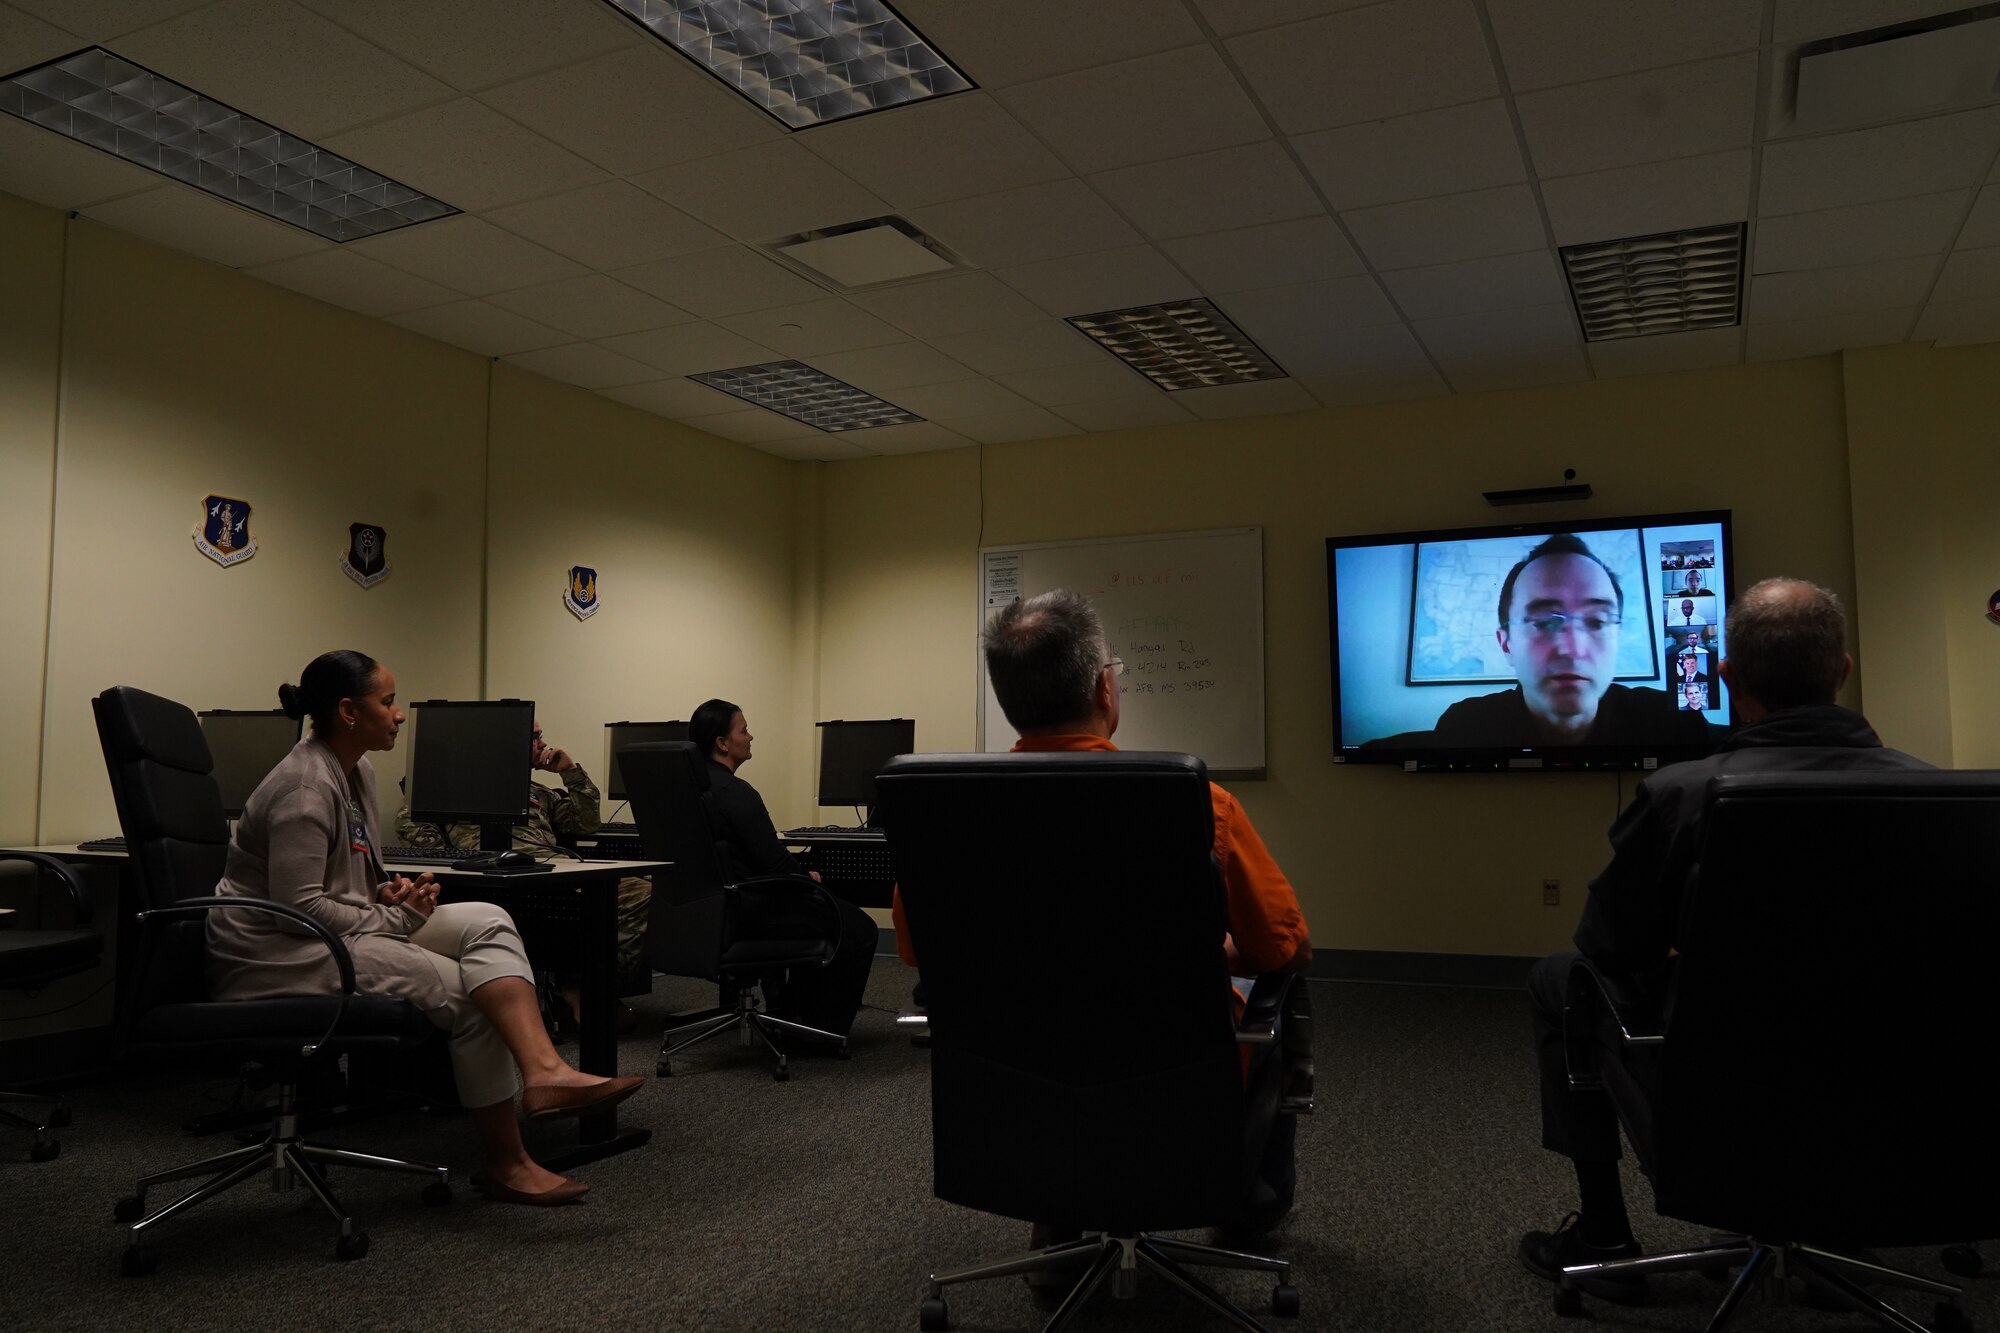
top-left (782, 830), bottom-right (895, 909)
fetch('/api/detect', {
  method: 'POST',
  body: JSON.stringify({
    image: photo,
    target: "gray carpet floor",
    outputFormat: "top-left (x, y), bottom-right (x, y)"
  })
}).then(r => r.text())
top-left (0, 964), bottom-right (1987, 1333)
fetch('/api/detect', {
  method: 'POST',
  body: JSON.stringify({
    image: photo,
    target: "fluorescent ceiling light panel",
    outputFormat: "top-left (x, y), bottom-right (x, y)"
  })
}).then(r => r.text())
top-left (1561, 223), bottom-right (1745, 343)
top-left (774, 220), bottom-right (955, 287)
top-left (690, 359), bottom-right (923, 431)
top-left (1067, 298), bottom-right (1288, 392)
top-left (602, 0), bottom-right (972, 128)
top-left (0, 48), bottom-right (456, 243)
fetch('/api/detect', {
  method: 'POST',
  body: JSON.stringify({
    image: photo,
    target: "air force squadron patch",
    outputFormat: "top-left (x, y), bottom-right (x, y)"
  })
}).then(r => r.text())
top-left (194, 495), bottom-right (255, 567)
top-left (341, 523), bottom-right (390, 588)
top-left (565, 565), bottom-right (599, 620)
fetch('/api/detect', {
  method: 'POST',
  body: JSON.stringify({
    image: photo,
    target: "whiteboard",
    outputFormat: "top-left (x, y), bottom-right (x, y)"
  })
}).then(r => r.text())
top-left (977, 528), bottom-right (1265, 778)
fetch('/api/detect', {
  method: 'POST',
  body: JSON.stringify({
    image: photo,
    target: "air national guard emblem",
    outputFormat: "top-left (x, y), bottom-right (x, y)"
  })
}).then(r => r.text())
top-left (565, 565), bottom-right (599, 620)
top-left (194, 494), bottom-right (255, 568)
top-left (340, 523), bottom-right (390, 589)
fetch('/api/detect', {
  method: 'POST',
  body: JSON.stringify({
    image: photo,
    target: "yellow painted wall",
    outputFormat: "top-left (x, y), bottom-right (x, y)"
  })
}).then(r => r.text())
top-left (1935, 343), bottom-right (2000, 769)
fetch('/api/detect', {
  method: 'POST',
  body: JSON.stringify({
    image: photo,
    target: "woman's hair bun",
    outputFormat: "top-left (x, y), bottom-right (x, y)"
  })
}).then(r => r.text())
top-left (277, 682), bottom-right (306, 720)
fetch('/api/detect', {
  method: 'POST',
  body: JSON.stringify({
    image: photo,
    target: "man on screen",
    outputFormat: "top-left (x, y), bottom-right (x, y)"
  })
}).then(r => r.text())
top-left (1673, 597), bottom-right (1708, 629)
top-left (1399, 534), bottom-right (1715, 749)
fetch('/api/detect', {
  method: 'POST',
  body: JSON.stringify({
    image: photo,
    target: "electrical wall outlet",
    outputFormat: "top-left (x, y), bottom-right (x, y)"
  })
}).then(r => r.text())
top-left (1542, 878), bottom-right (1560, 907)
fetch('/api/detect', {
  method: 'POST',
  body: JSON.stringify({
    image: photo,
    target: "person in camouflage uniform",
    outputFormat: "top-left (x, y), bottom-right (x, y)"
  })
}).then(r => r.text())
top-left (396, 721), bottom-right (650, 1029)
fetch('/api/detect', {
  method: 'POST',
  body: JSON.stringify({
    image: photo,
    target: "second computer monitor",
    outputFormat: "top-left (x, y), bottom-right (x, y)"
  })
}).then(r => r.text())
top-left (605, 720), bottom-right (690, 801)
top-left (817, 718), bottom-right (915, 819)
top-left (406, 700), bottom-right (535, 850)
top-left (199, 709), bottom-right (302, 818)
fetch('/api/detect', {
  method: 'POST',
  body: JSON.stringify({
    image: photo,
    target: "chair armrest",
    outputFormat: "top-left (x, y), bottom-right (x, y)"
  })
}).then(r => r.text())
top-left (140, 895), bottom-right (359, 995)
top-left (1238, 970), bottom-right (1315, 1116)
top-left (1236, 970), bottom-right (1294, 1046)
top-left (730, 873), bottom-right (842, 938)
top-left (0, 851), bottom-right (93, 925)
top-left (1567, 955), bottom-right (1664, 1045)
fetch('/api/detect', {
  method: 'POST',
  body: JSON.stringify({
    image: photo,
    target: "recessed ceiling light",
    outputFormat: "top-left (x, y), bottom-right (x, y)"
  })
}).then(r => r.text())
top-left (0, 47), bottom-right (457, 242)
top-left (1068, 298), bottom-right (1288, 391)
top-left (1561, 223), bottom-right (1745, 343)
top-left (601, 0), bottom-right (973, 129)
top-left (690, 360), bottom-right (923, 432)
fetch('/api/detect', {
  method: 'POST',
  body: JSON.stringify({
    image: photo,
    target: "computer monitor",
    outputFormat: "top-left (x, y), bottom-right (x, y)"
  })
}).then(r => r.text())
top-left (405, 699), bottom-right (535, 850)
top-left (605, 720), bottom-right (690, 802)
top-left (198, 709), bottom-right (302, 818)
top-left (816, 718), bottom-right (915, 823)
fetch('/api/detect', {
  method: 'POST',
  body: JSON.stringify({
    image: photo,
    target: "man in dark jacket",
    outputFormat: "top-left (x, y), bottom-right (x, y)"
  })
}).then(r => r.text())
top-left (1517, 578), bottom-right (1931, 1301)
top-left (689, 698), bottom-right (877, 1041)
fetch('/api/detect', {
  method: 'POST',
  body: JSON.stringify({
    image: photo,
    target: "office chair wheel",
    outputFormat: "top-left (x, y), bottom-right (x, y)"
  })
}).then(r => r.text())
top-left (918, 1296), bottom-right (949, 1330)
top-left (1943, 1246), bottom-right (1982, 1278)
top-left (48, 1105), bottom-right (71, 1128)
top-left (30, 1139), bottom-right (59, 1162)
top-left (655, 1059), bottom-right (673, 1077)
top-left (120, 1246), bottom-right (157, 1277)
top-left (421, 1182), bottom-right (452, 1207)
top-left (113, 1195), bottom-right (145, 1223)
top-left (1553, 1285), bottom-right (1583, 1317)
top-left (1272, 1283), bottom-right (1300, 1317)
top-left (772, 1062), bottom-right (790, 1083)
top-left (335, 1231), bottom-right (370, 1262)
top-left (1933, 1302), bottom-right (1972, 1333)
top-left (836, 1043), bottom-right (851, 1060)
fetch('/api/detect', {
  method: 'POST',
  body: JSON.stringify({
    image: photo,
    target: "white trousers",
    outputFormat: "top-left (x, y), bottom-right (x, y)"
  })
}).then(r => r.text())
top-left (411, 901), bottom-right (535, 1109)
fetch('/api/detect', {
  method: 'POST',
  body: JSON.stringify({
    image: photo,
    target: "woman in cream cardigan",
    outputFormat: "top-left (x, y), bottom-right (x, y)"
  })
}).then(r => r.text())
top-left (207, 650), bottom-right (644, 1206)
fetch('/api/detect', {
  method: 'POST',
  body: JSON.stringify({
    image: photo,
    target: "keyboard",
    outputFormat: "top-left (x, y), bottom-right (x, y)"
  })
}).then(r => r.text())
top-left (783, 825), bottom-right (886, 842)
top-left (75, 836), bottom-right (128, 852)
top-left (380, 845), bottom-right (469, 865)
top-left (596, 821), bottom-right (638, 836)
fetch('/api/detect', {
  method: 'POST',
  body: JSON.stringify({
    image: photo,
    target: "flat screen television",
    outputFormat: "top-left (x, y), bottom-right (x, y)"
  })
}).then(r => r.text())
top-left (1327, 510), bottom-right (1732, 770)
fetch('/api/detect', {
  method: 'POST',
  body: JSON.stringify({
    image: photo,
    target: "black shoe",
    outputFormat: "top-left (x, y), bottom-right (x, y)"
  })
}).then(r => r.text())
top-left (1519, 1213), bottom-right (1650, 1305)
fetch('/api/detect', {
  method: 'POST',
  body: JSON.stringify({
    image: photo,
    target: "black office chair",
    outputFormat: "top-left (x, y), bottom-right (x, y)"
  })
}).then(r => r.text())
top-left (0, 851), bottom-right (105, 1161)
top-left (621, 741), bottom-right (847, 1081)
top-left (1555, 770), bottom-right (2000, 1332)
top-left (878, 750), bottom-right (1310, 1333)
top-left (93, 686), bottom-right (449, 1275)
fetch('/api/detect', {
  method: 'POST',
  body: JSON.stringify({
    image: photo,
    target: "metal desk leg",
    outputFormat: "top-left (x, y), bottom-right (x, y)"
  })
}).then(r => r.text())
top-left (537, 871), bottom-right (649, 1171)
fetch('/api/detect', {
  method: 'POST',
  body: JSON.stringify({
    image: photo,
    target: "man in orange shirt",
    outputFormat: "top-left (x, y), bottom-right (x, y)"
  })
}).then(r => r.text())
top-left (893, 588), bottom-right (1312, 1238)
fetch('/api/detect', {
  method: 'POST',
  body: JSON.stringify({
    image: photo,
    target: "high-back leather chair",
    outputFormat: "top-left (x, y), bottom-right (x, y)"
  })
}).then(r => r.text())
top-left (1557, 770), bottom-right (2000, 1331)
top-left (0, 851), bottom-right (104, 1160)
top-left (623, 741), bottom-right (846, 1081)
top-left (93, 686), bottom-right (448, 1276)
top-left (878, 750), bottom-right (1308, 1333)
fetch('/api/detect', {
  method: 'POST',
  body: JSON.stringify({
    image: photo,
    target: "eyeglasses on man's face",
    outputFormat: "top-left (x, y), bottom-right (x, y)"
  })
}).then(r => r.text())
top-left (1514, 613), bottom-right (1620, 639)
top-left (1102, 657), bottom-right (1125, 676)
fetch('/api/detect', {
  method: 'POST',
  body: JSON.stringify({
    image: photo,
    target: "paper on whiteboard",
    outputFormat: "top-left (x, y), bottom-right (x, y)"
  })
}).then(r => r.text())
top-left (983, 551), bottom-right (1022, 608)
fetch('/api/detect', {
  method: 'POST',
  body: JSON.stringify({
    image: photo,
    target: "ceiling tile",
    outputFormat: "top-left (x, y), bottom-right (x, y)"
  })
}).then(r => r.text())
top-left (893, 0), bottom-right (1202, 86)
top-left (680, 408), bottom-right (821, 445)
top-left (292, 0), bottom-right (639, 91)
top-left (320, 98), bottom-right (607, 214)
top-left (1173, 377), bottom-right (1321, 419)
top-left (1414, 303), bottom-right (1588, 393)
top-left (751, 434), bottom-right (875, 462)
top-left (244, 247), bottom-right (464, 318)
top-left (0, 116), bottom-right (162, 210)
top-left (998, 45), bottom-right (1269, 175)
top-left (1342, 184), bottom-right (1547, 270)
top-left (1745, 308), bottom-right (1916, 361)
top-left (503, 341), bottom-right (662, 390)
top-left (1486, 0), bottom-right (1761, 92)
top-left (1294, 99), bottom-right (1527, 211)
top-left (1914, 294), bottom-right (2000, 345)
top-left (1586, 326), bottom-right (1744, 378)
top-left (1089, 142), bottom-right (1324, 241)
top-left (801, 93), bottom-right (1070, 208)
top-left (934, 406), bottom-right (1081, 443)
top-left (882, 377), bottom-right (1033, 420)
top-left (387, 299), bottom-right (569, 357)
top-left (847, 271), bottom-right (1047, 340)
top-left (1056, 396), bottom-right (1194, 431)
top-left (843, 420), bottom-right (975, 454)
top-left (480, 44), bottom-right (783, 177)
top-left (1961, 185), bottom-right (2000, 248)
top-left (114, 0), bottom-right (452, 138)
top-left (0, 4), bottom-right (82, 71)
top-left (614, 245), bottom-right (827, 318)
top-left (1299, 362), bottom-right (1451, 407)
top-left (1225, 0), bottom-right (1498, 135)
top-left (1747, 257), bottom-right (1939, 322)
top-left (806, 342), bottom-right (978, 394)
top-left (630, 140), bottom-right (890, 242)
top-left (348, 216), bottom-right (586, 296)
top-left (1932, 246), bottom-right (2000, 302)
top-left (1773, 1), bottom-right (1973, 43)
top-left (1758, 108), bottom-right (2000, 214)
top-left (995, 359), bottom-right (1159, 407)
top-left (485, 179), bottom-right (721, 270)
top-left (912, 177), bottom-right (1142, 269)
top-left (716, 298), bottom-right (907, 357)
top-left (1219, 277), bottom-right (1403, 371)
top-left (1191, 0), bottom-right (1386, 37)
top-left (1540, 150), bottom-right (1751, 246)
top-left (485, 274), bottom-right (697, 340)
top-left (1515, 54), bottom-right (1757, 179)
top-left (927, 320), bottom-right (1105, 376)
top-left (1755, 191), bottom-right (1970, 273)
top-left (598, 322), bottom-right (779, 376)
top-left (993, 244), bottom-right (1193, 316)
top-left (1380, 249), bottom-right (1567, 321)
top-left (598, 377), bottom-right (746, 418)
top-left (1159, 215), bottom-right (1366, 295)
top-left (81, 187), bottom-right (327, 268)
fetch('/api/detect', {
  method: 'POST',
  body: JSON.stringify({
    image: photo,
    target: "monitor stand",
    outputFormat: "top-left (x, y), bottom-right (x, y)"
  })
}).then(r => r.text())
top-left (478, 821), bottom-right (514, 852)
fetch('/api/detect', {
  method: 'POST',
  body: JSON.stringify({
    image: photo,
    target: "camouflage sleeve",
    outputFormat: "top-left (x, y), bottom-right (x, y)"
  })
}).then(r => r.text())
top-left (394, 802), bottom-right (476, 851)
top-left (544, 765), bottom-right (602, 838)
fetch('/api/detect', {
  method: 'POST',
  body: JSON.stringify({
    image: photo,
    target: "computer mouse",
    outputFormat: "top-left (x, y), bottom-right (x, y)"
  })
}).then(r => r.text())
top-left (492, 850), bottom-right (534, 868)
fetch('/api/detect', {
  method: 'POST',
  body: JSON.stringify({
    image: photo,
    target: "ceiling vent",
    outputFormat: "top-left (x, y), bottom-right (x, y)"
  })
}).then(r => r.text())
top-left (764, 216), bottom-right (962, 291)
top-left (1560, 223), bottom-right (1744, 344)
top-left (1776, 4), bottom-right (2000, 136)
top-left (1067, 298), bottom-right (1287, 391)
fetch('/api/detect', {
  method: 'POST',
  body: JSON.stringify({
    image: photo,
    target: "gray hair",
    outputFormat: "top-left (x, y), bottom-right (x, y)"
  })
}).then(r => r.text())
top-left (983, 590), bottom-right (1108, 734)
top-left (1724, 578), bottom-right (1847, 710)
